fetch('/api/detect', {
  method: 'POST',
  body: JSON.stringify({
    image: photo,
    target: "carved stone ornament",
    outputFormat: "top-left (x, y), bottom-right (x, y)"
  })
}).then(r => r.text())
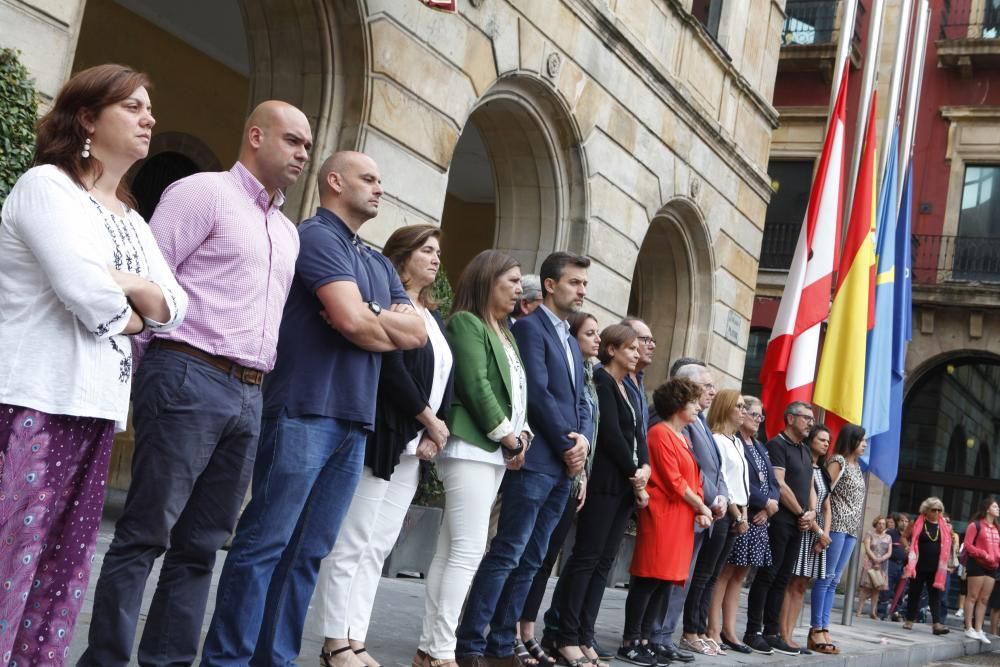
top-left (690, 177), bottom-right (701, 198)
top-left (546, 52), bottom-right (562, 79)
top-left (470, 0), bottom-right (485, 7)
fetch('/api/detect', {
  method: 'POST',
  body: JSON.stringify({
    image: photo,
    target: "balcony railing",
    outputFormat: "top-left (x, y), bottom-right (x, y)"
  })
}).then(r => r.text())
top-left (759, 221), bottom-right (799, 270)
top-left (760, 228), bottom-right (1000, 285)
top-left (782, 0), bottom-right (864, 46)
top-left (912, 233), bottom-right (1000, 284)
top-left (940, 0), bottom-right (1000, 40)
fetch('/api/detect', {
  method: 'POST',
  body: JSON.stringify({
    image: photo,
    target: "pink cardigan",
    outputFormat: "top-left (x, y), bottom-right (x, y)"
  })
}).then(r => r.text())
top-left (903, 515), bottom-right (953, 590)
top-left (965, 520), bottom-right (1000, 570)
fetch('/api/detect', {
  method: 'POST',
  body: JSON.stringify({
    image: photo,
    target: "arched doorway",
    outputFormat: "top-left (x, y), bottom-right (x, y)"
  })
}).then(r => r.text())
top-left (440, 76), bottom-right (587, 283)
top-left (132, 152), bottom-right (200, 221)
top-left (890, 354), bottom-right (1000, 532)
top-left (71, 0), bottom-right (365, 222)
top-left (628, 198), bottom-right (714, 385)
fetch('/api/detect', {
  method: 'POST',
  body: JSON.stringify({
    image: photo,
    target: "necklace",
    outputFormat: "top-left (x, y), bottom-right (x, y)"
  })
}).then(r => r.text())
top-left (925, 522), bottom-right (940, 542)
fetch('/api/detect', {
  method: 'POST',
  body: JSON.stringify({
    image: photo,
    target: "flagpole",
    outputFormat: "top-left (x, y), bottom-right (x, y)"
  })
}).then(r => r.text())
top-left (898, 0), bottom-right (930, 201)
top-left (844, 0), bottom-right (887, 231)
top-left (829, 0), bottom-right (860, 117)
top-left (878, 0), bottom-right (914, 183)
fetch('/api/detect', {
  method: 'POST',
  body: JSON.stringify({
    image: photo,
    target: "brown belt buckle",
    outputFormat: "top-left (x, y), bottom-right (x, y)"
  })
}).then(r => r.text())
top-left (240, 367), bottom-right (264, 386)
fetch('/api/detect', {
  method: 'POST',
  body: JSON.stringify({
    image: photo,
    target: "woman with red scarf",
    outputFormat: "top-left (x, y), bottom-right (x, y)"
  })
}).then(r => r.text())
top-left (902, 497), bottom-right (952, 635)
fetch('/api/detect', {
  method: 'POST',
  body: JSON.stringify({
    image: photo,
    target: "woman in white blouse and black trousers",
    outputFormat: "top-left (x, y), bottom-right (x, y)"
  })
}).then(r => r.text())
top-left (0, 64), bottom-right (186, 665)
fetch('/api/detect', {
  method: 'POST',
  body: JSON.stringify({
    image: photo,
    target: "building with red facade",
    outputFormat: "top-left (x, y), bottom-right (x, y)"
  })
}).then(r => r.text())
top-left (747, 0), bottom-right (1000, 523)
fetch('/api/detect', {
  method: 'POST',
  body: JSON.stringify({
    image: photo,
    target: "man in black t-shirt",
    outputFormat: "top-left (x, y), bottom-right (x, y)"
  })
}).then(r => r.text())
top-left (743, 401), bottom-right (818, 656)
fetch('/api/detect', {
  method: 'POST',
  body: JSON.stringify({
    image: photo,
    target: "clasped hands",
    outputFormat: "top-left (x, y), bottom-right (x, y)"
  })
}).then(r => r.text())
top-left (415, 415), bottom-right (450, 461)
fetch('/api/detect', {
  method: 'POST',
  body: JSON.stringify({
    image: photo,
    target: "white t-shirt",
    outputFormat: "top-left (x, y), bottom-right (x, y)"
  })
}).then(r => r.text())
top-left (0, 165), bottom-right (187, 430)
top-left (403, 307), bottom-right (455, 456)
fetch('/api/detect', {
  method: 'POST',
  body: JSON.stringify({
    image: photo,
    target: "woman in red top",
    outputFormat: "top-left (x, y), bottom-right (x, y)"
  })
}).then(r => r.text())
top-left (963, 497), bottom-right (1000, 643)
top-left (618, 377), bottom-right (713, 665)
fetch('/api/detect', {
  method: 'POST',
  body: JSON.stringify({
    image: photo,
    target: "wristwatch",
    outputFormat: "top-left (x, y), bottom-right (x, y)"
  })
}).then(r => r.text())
top-left (367, 300), bottom-right (382, 315)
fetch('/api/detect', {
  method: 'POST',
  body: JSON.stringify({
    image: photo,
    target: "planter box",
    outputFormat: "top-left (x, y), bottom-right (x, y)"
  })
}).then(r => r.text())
top-left (607, 533), bottom-right (635, 589)
top-left (383, 505), bottom-right (443, 578)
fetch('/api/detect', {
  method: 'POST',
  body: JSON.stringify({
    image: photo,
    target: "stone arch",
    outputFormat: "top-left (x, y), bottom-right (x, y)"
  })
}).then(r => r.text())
top-left (241, 0), bottom-right (367, 221)
top-left (890, 351), bottom-right (1000, 517)
top-left (440, 73), bottom-right (588, 278)
top-left (628, 196), bottom-right (715, 385)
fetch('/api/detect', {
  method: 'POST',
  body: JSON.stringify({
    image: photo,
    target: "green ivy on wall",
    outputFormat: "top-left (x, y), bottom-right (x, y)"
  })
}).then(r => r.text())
top-left (0, 48), bottom-right (38, 208)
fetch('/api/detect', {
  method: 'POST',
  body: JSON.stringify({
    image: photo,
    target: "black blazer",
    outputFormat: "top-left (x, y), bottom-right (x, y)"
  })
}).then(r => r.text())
top-left (365, 310), bottom-right (455, 480)
top-left (588, 367), bottom-right (649, 496)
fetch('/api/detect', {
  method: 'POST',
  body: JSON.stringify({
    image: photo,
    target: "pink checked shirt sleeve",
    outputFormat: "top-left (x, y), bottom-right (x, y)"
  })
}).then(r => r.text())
top-left (142, 162), bottom-right (299, 371)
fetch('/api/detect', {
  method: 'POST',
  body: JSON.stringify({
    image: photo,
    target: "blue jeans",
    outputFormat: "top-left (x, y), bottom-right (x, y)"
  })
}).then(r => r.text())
top-left (810, 531), bottom-right (857, 628)
top-left (455, 468), bottom-right (570, 657)
top-left (200, 414), bottom-right (366, 666)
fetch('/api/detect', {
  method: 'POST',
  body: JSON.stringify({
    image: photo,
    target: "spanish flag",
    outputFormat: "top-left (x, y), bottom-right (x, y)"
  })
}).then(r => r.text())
top-left (813, 93), bottom-right (878, 426)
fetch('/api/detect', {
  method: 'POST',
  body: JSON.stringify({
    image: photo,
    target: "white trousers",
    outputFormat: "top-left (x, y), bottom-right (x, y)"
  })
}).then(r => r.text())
top-left (313, 455), bottom-right (421, 641)
top-left (418, 457), bottom-right (506, 659)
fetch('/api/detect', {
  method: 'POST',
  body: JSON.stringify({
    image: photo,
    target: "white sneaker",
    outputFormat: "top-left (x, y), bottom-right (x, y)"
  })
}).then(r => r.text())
top-left (977, 630), bottom-right (991, 644)
top-left (965, 628), bottom-right (979, 640)
top-left (956, 609), bottom-right (965, 619)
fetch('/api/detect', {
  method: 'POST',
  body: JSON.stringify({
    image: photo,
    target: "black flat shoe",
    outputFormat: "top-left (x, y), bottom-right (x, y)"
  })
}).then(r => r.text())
top-left (720, 634), bottom-right (753, 654)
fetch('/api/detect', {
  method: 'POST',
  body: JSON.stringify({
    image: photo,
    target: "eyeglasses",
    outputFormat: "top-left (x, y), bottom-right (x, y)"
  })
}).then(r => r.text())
top-left (792, 413), bottom-right (815, 423)
top-left (748, 412), bottom-right (765, 421)
top-left (637, 336), bottom-right (656, 345)
top-left (735, 403), bottom-right (747, 411)
top-left (929, 508), bottom-right (943, 513)
top-left (696, 382), bottom-right (716, 391)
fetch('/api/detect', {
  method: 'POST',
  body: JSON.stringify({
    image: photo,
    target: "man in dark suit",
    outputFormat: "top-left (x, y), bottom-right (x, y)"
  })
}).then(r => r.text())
top-left (456, 252), bottom-right (592, 667)
top-left (646, 360), bottom-right (728, 663)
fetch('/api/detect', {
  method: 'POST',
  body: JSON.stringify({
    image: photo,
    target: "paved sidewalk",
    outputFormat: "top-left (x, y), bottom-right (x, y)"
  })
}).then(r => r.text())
top-left (68, 511), bottom-right (998, 666)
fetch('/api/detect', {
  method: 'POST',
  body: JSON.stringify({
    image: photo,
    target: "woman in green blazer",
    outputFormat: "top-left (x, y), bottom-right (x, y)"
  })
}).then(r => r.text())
top-left (415, 249), bottom-right (531, 667)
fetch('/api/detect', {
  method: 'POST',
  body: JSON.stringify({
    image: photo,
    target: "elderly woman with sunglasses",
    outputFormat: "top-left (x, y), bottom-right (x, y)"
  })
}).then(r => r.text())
top-left (902, 497), bottom-right (953, 635)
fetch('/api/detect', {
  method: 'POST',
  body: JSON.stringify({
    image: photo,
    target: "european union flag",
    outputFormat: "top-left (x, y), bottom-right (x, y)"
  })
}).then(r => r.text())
top-left (867, 162), bottom-right (913, 486)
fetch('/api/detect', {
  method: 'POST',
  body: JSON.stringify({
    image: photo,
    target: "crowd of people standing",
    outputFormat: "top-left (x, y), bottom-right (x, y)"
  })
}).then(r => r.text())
top-left (1, 63), bottom-right (996, 667)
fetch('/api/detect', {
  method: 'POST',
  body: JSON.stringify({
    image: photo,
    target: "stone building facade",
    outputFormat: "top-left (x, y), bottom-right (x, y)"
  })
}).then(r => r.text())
top-left (2, 0), bottom-right (787, 488)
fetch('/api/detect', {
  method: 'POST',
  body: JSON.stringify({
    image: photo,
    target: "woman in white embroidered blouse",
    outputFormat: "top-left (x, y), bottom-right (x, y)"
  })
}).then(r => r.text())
top-left (0, 64), bottom-right (186, 665)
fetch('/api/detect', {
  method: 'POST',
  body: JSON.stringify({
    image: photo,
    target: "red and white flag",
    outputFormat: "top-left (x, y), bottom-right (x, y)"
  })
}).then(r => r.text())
top-left (759, 65), bottom-right (848, 439)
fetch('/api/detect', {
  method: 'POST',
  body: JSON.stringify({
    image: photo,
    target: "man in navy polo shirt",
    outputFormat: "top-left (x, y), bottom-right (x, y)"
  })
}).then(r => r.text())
top-left (201, 151), bottom-right (427, 666)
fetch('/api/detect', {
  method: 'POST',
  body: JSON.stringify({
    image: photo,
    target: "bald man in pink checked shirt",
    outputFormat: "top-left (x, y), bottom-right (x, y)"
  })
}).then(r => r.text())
top-left (79, 101), bottom-right (314, 667)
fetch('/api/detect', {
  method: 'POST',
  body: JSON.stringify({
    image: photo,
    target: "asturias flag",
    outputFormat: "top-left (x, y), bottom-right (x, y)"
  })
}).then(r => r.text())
top-left (860, 122), bottom-right (900, 449)
top-left (813, 93), bottom-right (879, 426)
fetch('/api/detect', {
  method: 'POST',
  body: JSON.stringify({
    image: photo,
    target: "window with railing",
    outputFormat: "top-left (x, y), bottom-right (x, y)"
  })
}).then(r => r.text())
top-left (783, 0), bottom-right (838, 44)
top-left (940, 0), bottom-right (1000, 40)
top-left (760, 160), bottom-right (814, 270)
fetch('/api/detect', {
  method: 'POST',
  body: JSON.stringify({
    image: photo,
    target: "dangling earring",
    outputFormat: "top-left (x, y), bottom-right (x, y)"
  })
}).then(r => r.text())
top-left (81, 137), bottom-right (91, 159)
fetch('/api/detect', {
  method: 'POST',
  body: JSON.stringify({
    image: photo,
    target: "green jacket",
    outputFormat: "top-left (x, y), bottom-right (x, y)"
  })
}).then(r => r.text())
top-left (445, 311), bottom-right (521, 452)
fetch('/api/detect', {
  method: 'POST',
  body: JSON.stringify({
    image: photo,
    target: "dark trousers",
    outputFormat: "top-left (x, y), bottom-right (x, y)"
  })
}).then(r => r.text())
top-left (649, 528), bottom-right (706, 644)
top-left (78, 348), bottom-right (261, 667)
top-left (554, 489), bottom-right (635, 646)
top-left (623, 576), bottom-right (673, 642)
top-left (907, 571), bottom-right (943, 624)
top-left (456, 468), bottom-right (571, 657)
top-left (521, 490), bottom-right (577, 624)
top-left (745, 519), bottom-right (800, 637)
top-left (683, 515), bottom-right (736, 634)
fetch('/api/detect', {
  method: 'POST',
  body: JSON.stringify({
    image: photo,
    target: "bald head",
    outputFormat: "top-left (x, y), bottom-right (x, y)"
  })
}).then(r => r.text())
top-left (238, 100), bottom-right (312, 196)
top-left (317, 150), bottom-right (383, 231)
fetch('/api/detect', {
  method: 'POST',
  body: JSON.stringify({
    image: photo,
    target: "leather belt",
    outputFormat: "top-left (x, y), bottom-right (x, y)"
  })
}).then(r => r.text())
top-left (154, 340), bottom-right (265, 386)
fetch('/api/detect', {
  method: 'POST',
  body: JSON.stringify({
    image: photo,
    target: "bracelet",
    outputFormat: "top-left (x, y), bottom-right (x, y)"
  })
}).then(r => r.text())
top-left (501, 436), bottom-right (525, 460)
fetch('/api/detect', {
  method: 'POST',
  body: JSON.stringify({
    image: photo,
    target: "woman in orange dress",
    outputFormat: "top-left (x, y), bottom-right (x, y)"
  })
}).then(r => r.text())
top-left (618, 377), bottom-right (714, 665)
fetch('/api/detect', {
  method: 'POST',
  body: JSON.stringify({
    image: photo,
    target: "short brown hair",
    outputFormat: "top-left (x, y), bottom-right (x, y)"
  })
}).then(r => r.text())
top-left (34, 64), bottom-right (151, 208)
top-left (382, 224), bottom-right (441, 309)
top-left (451, 249), bottom-right (520, 326)
top-left (652, 377), bottom-right (702, 420)
top-left (567, 311), bottom-right (597, 338)
top-left (597, 324), bottom-right (637, 365)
